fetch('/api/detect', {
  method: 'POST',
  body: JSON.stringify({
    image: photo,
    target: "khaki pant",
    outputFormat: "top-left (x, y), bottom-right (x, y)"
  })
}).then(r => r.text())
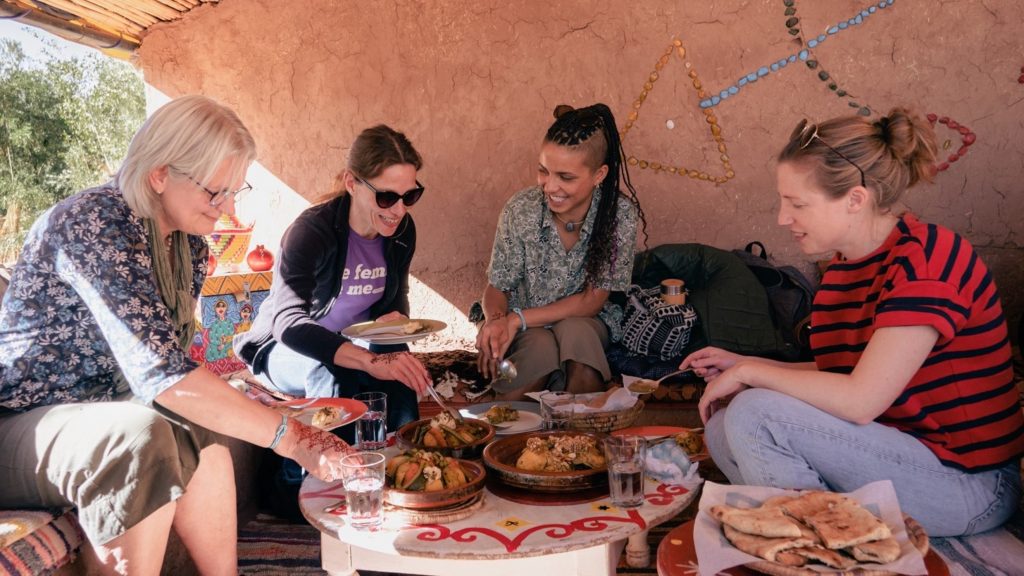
top-left (0, 401), bottom-right (226, 545)
top-left (495, 316), bottom-right (610, 394)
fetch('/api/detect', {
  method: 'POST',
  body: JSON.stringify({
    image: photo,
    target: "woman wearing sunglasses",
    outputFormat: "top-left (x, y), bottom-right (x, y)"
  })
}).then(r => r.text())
top-left (235, 125), bottom-right (430, 442)
top-left (680, 108), bottom-right (1023, 536)
top-left (476, 103), bottom-right (645, 399)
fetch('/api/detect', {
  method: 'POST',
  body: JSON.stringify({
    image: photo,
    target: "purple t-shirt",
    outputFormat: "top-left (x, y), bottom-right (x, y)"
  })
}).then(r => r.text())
top-left (318, 230), bottom-right (387, 332)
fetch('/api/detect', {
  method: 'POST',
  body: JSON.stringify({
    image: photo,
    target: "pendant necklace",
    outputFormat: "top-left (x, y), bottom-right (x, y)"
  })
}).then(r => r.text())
top-left (552, 211), bottom-right (584, 233)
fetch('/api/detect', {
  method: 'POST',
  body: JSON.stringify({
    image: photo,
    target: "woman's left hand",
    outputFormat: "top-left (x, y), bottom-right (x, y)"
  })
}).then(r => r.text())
top-left (366, 351), bottom-right (431, 395)
top-left (697, 362), bottom-right (751, 424)
top-left (375, 311), bottom-right (408, 323)
top-left (279, 420), bottom-right (355, 482)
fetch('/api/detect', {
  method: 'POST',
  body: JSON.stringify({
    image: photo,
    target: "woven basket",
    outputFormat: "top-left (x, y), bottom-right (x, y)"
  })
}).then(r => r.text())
top-left (571, 400), bottom-right (644, 433)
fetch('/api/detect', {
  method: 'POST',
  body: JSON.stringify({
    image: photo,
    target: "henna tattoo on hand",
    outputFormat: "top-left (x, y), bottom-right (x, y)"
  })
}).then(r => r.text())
top-left (292, 420), bottom-right (351, 454)
top-left (370, 352), bottom-right (402, 365)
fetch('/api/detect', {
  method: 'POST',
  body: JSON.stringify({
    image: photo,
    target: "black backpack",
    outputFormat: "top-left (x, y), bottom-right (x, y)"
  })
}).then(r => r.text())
top-left (732, 241), bottom-right (816, 360)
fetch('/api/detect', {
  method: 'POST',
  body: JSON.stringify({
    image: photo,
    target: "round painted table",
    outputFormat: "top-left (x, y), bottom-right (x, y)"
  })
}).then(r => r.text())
top-left (300, 473), bottom-right (701, 576)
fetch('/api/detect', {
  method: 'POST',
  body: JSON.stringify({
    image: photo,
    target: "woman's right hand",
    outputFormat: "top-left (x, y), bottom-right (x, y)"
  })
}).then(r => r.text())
top-left (365, 351), bottom-right (431, 396)
top-left (278, 420), bottom-right (354, 482)
top-left (680, 346), bottom-right (745, 381)
top-left (476, 315), bottom-right (515, 379)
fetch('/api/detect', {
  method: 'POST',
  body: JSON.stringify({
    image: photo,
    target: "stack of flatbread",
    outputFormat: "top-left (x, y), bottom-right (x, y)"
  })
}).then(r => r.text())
top-left (709, 491), bottom-right (902, 571)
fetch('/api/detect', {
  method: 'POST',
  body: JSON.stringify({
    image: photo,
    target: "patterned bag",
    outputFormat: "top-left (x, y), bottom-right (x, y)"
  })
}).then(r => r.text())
top-left (620, 284), bottom-right (699, 361)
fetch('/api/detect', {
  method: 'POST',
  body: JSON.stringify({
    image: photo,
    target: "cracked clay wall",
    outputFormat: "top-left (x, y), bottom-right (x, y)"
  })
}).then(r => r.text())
top-left (138, 0), bottom-right (1024, 341)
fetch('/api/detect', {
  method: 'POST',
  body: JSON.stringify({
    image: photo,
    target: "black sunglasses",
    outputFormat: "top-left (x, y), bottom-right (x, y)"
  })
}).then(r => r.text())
top-left (355, 175), bottom-right (425, 209)
top-left (794, 119), bottom-right (867, 188)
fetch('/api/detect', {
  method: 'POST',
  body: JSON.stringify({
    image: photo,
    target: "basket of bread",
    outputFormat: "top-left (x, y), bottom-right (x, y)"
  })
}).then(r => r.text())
top-left (569, 387), bottom-right (644, 433)
top-left (695, 481), bottom-right (929, 576)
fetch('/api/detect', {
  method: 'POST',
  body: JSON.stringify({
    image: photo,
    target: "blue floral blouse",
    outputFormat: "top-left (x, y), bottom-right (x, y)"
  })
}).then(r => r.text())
top-left (0, 184), bottom-right (205, 411)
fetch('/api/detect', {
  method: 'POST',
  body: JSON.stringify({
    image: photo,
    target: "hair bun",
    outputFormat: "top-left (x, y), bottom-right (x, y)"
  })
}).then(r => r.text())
top-left (553, 104), bottom-right (575, 119)
top-left (882, 107), bottom-right (937, 186)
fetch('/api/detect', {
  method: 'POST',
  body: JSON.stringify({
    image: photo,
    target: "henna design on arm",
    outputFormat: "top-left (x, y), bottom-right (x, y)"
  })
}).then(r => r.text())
top-left (370, 352), bottom-right (402, 365)
top-left (292, 420), bottom-right (352, 454)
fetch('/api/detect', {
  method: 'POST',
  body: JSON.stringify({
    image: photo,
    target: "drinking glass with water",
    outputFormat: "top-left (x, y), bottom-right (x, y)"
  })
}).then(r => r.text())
top-left (539, 391), bottom-right (575, 430)
top-left (339, 451), bottom-right (386, 530)
top-left (603, 435), bottom-right (647, 508)
top-left (353, 391), bottom-right (387, 450)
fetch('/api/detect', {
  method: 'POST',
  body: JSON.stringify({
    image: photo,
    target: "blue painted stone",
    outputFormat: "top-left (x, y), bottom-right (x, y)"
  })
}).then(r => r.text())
top-left (747, 72), bottom-right (758, 82)
top-left (738, 77), bottom-right (748, 86)
top-left (771, 62), bottom-right (780, 71)
top-left (758, 66), bottom-right (769, 76)
top-left (839, 21), bottom-right (848, 29)
top-left (720, 91), bottom-right (730, 100)
top-left (789, 54), bottom-right (798, 63)
top-left (878, 1), bottom-right (886, 7)
top-left (855, 15), bottom-right (863, 24)
top-left (818, 34), bottom-right (826, 42)
top-left (700, 100), bottom-right (712, 108)
top-left (828, 26), bottom-right (839, 34)
top-left (869, 6), bottom-right (877, 12)
top-left (808, 39), bottom-right (818, 48)
top-left (799, 50), bottom-right (809, 60)
top-left (778, 58), bottom-right (788, 67)
top-left (711, 96), bottom-right (721, 105)
top-left (886, 0), bottom-right (894, 5)
top-left (861, 10), bottom-right (870, 17)
top-left (728, 86), bottom-right (739, 95)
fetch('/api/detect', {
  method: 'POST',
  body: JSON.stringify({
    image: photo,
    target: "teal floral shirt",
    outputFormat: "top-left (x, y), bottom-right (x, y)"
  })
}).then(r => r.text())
top-left (486, 185), bottom-right (638, 342)
top-left (0, 185), bottom-right (204, 411)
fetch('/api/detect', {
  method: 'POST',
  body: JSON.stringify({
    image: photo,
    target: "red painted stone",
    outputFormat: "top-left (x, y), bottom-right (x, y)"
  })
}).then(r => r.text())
top-left (926, 113), bottom-right (938, 123)
top-left (947, 121), bottom-right (959, 130)
top-left (957, 145), bottom-right (969, 156)
top-left (963, 133), bottom-right (977, 145)
top-left (958, 126), bottom-right (970, 135)
top-left (948, 153), bottom-right (959, 163)
top-left (936, 162), bottom-right (950, 171)
top-left (939, 116), bottom-right (949, 124)
top-left (1019, 74), bottom-right (1024, 84)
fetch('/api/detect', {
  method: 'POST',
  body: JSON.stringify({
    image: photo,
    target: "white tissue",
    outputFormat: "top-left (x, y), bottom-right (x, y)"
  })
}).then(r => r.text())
top-left (644, 441), bottom-right (697, 485)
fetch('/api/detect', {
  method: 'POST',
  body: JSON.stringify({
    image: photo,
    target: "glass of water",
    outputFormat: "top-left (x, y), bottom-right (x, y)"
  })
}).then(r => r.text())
top-left (339, 451), bottom-right (386, 530)
top-left (603, 435), bottom-right (647, 508)
top-left (353, 391), bottom-right (387, 450)
top-left (539, 391), bottom-right (575, 430)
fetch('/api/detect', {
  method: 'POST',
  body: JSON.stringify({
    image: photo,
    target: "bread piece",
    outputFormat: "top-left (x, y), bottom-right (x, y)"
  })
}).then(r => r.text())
top-left (791, 545), bottom-right (857, 569)
top-left (804, 503), bottom-right (892, 549)
top-left (710, 505), bottom-right (804, 539)
top-left (848, 537), bottom-right (901, 564)
top-left (780, 491), bottom-right (855, 522)
top-left (722, 525), bottom-right (815, 562)
top-left (773, 550), bottom-right (807, 567)
top-left (762, 495), bottom-right (796, 509)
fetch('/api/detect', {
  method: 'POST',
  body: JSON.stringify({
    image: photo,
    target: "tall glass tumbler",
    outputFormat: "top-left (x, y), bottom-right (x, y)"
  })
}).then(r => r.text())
top-left (353, 391), bottom-right (387, 450)
top-left (603, 435), bottom-right (647, 508)
top-left (339, 451), bottom-right (386, 530)
top-left (540, 391), bottom-right (575, 430)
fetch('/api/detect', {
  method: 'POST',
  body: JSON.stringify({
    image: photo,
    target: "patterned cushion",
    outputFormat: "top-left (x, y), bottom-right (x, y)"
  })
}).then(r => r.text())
top-left (0, 509), bottom-right (84, 575)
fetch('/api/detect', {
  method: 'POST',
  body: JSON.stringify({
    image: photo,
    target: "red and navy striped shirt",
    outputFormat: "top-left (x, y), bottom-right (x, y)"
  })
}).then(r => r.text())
top-left (810, 213), bottom-right (1024, 471)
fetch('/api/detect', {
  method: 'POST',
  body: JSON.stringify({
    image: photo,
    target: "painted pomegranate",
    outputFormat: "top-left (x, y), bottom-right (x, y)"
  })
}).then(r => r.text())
top-left (246, 244), bottom-right (274, 272)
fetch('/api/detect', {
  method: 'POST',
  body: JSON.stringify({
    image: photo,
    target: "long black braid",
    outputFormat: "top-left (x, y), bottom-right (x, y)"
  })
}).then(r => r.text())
top-left (545, 103), bottom-right (648, 289)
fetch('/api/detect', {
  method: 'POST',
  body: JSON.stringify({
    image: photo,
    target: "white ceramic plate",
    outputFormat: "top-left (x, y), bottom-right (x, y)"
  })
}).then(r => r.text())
top-left (341, 318), bottom-right (447, 344)
top-left (460, 401), bottom-right (543, 435)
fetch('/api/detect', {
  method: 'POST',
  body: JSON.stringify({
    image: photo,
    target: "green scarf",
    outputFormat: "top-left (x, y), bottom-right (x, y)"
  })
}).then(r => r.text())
top-left (145, 218), bottom-right (197, 353)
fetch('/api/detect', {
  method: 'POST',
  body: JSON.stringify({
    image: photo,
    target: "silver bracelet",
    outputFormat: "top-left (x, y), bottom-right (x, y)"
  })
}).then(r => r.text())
top-left (512, 307), bottom-right (527, 333)
top-left (268, 413), bottom-right (289, 450)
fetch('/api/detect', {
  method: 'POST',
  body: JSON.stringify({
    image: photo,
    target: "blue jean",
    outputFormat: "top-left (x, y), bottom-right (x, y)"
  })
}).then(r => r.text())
top-left (255, 341), bottom-right (419, 445)
top-left (705, 388), bottom-right (1021, 537)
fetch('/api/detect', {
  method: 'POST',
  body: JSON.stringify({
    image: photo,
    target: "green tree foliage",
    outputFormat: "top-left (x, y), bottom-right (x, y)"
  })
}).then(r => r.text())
top-left (0, 38), bottom-right (144, 259)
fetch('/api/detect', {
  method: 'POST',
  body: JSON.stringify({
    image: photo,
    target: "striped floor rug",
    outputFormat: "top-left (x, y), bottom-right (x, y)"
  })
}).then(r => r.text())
top-left (237, 514), bottom-right (325, 576)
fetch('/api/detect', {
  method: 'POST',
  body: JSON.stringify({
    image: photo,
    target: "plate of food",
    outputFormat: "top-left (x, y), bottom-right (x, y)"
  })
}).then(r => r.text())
top-left (482, 430), bottom-right (608, 493)
top-left (395, 412), bottom-right (495, 459)
top-left (613, 425), bottom-right (708, 462)
top-left (341, 318), bottom-right (447, 344)
top-left (270, 397), bottom-right (366, 431)
top-left (696, 482), bottom-right (931, 576)
top-left (461, 401), bottom-right (543, 435)
top-left (384, 449), bottom-right (486, 510)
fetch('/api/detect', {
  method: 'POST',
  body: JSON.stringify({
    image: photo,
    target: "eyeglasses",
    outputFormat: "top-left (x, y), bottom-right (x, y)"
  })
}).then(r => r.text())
top-left (355, 175), bottom-right (425, 209)
top-left (794, 119), bottom-right (867, 188)
top-left (173, 168), bottom-right (252, 207)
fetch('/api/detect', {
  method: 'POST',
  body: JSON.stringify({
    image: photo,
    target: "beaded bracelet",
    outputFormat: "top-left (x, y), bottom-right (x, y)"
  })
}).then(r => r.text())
top-left (268, 413), bottom-right (289, 451)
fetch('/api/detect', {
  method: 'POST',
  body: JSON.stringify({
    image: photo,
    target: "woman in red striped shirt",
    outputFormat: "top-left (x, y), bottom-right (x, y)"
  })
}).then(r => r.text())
top-left (681, 108), bottom-right (1023, 536)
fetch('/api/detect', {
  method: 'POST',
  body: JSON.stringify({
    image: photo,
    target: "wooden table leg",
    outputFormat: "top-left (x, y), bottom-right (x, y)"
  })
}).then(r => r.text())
top-left (626, 529), bottom-right (651, 567)
top-left (320, 532), bottom-right (357, 576)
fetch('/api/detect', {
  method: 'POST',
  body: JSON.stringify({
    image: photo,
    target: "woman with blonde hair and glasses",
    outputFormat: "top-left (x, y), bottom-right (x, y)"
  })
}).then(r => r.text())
top-left (0, 95), bottom-right (352, 575)
top-left (681, 108), bottom-right (1024, 536)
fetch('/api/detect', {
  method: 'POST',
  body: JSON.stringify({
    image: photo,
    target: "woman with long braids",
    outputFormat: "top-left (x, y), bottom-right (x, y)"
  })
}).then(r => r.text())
top-left (476, 103), bottom-right (646, 400)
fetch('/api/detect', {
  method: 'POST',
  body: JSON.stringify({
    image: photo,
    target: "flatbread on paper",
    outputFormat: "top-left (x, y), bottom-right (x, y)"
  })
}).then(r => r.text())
top-left (847, 537), bottom-right (902, 563)
top-left (790, 545), bottom-right (856, 569)
top-left (779, 491), bottom-right (855, 522)
top-left (803, 503), bottom-right (893, 549)
top-left (710, 504), bottom-right (804, 539)
top-left (722, 525), bottom-right (815, 562)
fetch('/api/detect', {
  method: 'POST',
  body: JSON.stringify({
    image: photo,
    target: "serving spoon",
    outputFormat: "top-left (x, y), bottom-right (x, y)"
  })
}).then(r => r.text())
top-left (425, 381), bottom-right (465, 423)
